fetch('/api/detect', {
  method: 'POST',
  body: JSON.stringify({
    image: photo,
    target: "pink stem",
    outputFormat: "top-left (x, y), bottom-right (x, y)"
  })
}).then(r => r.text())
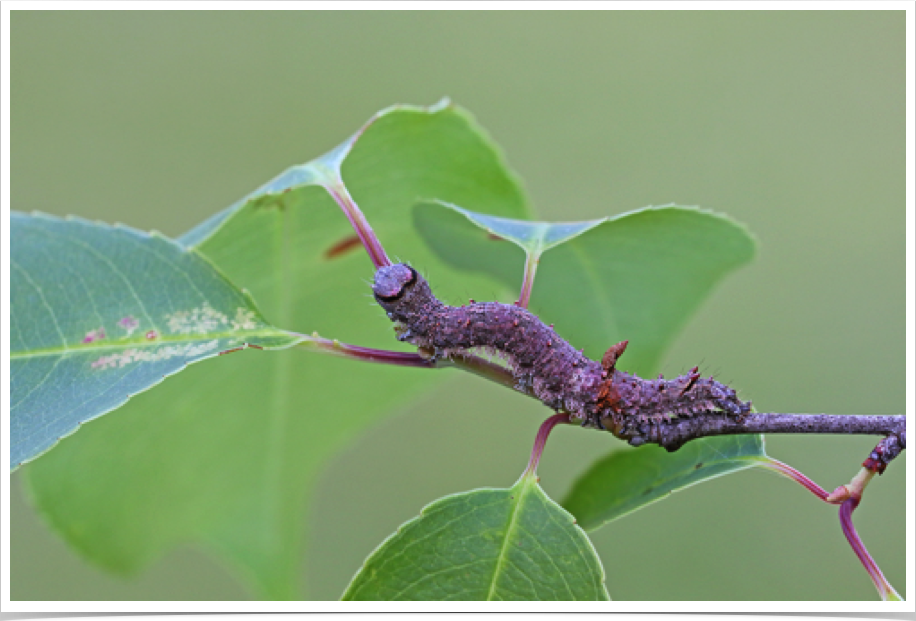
top-left (839, 498), bottom-right (901, 601)
top-left (523, 413), bottom-right (572, 477)
top-left (294, 335), bottom-right (523, 395)
top-left (295, 334), bottom-right (433, 367)
top-left (325, 181), bottom-right (391, 269)
top-left (756, 457), bottom-right (832, 502)
top-left (517, 253), bottom-right (540, 309)
top-left (759, 458), bottom-right (901, 600)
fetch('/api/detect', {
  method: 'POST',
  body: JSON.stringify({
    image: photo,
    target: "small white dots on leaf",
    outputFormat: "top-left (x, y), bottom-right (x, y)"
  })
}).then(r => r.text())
top-left (90, 340), bottom-right (220, 370)
top-left (165, 305), bottom-right (261, 335)
top-left (231, 308), bottom-right (259, 331)
top-left (166, 304), bottom-right (228, 335)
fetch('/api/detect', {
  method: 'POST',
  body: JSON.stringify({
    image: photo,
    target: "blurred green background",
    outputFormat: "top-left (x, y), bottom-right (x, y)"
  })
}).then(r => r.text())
top-left (10, 11), bottom-right (904, 600)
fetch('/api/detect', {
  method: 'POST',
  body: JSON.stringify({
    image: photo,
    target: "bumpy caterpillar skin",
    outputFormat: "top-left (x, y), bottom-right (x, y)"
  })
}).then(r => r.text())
top-left (373, 264), bottom-right (751, 432)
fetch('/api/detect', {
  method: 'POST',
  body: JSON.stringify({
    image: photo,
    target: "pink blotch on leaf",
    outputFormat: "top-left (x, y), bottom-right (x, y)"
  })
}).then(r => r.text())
top-left (145, 330), bottom-right (158, 340)
top-left (82, 327), bottom-right (106, 343)
top-left (118, 316), bottom-right (139, 330)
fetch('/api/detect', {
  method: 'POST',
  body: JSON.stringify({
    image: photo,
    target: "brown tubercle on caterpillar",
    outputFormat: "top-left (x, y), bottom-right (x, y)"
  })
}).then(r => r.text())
top-left (372, 263), bottom-right (751, 443)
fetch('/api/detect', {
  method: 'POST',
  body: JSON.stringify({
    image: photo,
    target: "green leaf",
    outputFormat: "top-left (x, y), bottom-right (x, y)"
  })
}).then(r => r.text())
top-left (562, 436), bottom-right (767, 532)
top-left (10, 212), bottom-right (299, 470)
top-left (343, 475), bottom-right (609, 601)
top-left (22, 102), bottom-right (532, 598)
top-left (415, 202), bottom-right (756, 375)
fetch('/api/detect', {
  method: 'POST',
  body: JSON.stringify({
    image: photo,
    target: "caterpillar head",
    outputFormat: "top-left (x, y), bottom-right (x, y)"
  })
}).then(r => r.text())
top-left (372, 263), bottom-right (433, 319)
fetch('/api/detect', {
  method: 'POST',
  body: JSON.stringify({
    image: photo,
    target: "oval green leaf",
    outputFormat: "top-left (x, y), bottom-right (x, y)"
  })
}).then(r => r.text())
top-left (415, 202), bottom-right (756, 376)
top-left (10, 212), bottom-right (300, 470)
top-left (22, 102), bottom-right (533, 598)
top-left (343, 476), bottom-right (609, 601)
top-left (562, 435), bottom-right (767, 532)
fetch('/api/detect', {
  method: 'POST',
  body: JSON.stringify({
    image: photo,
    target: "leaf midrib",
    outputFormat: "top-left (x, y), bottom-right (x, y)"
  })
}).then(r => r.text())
top-left (486, 477), bottom-right (533, 600)
top-left (9, 328), bottom-right (290, 360)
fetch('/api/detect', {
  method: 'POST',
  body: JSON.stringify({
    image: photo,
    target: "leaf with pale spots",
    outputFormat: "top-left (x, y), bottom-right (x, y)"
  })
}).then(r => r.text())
top-left (343, 475), bottom-right (609, 601)
top-left (21, 102), bottom-right (533, 599)
top-left (10, 212), bottom-right (300, 469)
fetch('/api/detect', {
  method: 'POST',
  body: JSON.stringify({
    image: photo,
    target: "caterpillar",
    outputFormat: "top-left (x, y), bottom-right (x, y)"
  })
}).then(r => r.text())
top-left (373, 264), bottom-right (751, 435)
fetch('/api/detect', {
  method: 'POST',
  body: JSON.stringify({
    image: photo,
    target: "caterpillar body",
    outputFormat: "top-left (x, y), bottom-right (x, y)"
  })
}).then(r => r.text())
top-left (373, 264), bottom-right (750, 434)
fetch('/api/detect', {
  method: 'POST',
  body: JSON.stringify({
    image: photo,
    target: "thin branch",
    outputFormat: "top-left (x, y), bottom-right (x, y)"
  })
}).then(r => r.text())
top-left (862, 433), bottom-right (906, 474)
top-left (369, 265), bottom-right (906, 465)
top-left (295, 328), bottom-right (906, 467)
top-left (619, 412), bottom-right (906, 453)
